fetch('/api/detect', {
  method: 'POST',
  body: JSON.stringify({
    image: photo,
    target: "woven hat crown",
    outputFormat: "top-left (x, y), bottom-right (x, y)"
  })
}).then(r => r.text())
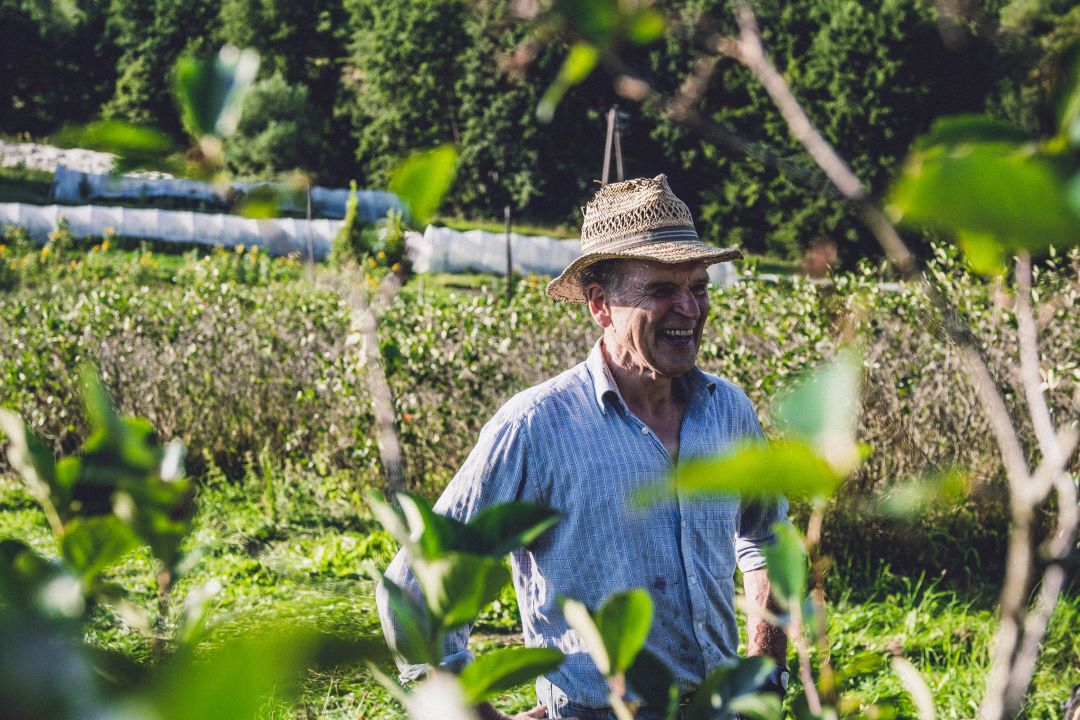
top-left (580, 174), bottom-right (696, 251)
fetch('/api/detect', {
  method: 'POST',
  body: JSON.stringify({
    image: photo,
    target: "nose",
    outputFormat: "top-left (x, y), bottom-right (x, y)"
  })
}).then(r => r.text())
top-left (672, 287), bottom-right (702, 319)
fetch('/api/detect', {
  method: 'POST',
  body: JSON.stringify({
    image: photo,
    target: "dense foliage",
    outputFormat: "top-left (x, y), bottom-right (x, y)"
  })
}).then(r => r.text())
top-left (2, 234), bottom-right (1077, 583)
top-left (4, 0), bottom-right (1077, 257)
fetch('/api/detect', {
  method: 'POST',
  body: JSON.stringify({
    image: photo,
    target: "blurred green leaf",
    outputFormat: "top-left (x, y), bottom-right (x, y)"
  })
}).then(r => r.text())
top-left (552, 0), bottom-right (620, 45)
top-left (878, 469), bottom-right (968, 518)
top-left (956, 230), bottom-right (1007, 276)
top-left (1067, 170), bottom-right (1080, 215)
top-left (146, 626), bottom-right (384, 720)
top-left (112, 473), bottom-right (195, 574)
top-left (397, 492), bottom-right (474, 559)
top-left (561, 597), bottom-right (611, 675)
top-left (638, 440), bottom-right (842, 506)
top-left (235, 185), bottom-right (281, 219)
top-left (0, 608), bottom-right (103, 720)
top-left (60, 516), bottom-right (139, 584)
top-left (836, 652), bottom-right (886, 682)
top-left (365, 491), bottom-right (415, 556)
top-left (915, 115), bottom-right (1033, 150)
top-left (388, 145), bottom-right (458, 227)
top-left (537, 43), bottom-right (599, 124)
top-left (626, 648), bottom-right (679, 717)
top-left (729, 692), bottom-right (783, 720)
top-left (458, 647), bottom-right (565, 704)
top-left (684, 656), bottom-right (777, 720)
top-left (889, 139), bottom-right (1080, 253)
top-left (0, 540), bottom-right (84, 622)
top-left (412, 554), bottom-right (509, 629)
top-left (469, 503), bottom-right (560, 557)
top-left (174, 45), bottom-right (260, 139)
top-left (596, 589), bottom-right (653, 675)
top-left (0, 409), bottom-right (60, 517)
top-left (775, 351), bottom-right (863, 476)
top-left (380, 577), bottom-right (437, 666)
top-left (55, 121), bottom-right (176, 169)
top-left (628, 8), bottom-right (666, 43)
top-left (763, 522), bottom-right (806, 610)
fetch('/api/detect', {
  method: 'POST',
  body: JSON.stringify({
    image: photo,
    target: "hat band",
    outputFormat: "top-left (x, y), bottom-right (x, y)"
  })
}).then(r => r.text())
top-left (582, 225), bottom-right (699, 254)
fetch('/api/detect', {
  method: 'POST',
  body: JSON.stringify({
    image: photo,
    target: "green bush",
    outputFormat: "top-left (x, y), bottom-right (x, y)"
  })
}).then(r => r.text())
top-left (1, 238), bottom-right (1077, 579)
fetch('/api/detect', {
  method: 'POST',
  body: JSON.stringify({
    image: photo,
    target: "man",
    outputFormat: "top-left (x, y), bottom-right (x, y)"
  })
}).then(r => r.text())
top-left (377, 175), bottom-right (789, 719)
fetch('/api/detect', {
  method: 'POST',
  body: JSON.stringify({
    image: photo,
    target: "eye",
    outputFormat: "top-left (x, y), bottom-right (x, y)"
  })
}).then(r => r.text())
top-left (692, 283), bottom-right (709, 296)
top-left (650, 285), bottom-right (677, 298)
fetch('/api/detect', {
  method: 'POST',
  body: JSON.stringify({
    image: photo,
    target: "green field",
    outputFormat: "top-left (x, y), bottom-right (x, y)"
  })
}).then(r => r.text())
top-left (0, 237), bottom-right (1077, 718)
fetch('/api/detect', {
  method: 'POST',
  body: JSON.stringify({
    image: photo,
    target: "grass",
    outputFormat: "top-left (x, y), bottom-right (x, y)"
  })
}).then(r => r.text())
top-left (1, 465), bottom-right (1076, 719)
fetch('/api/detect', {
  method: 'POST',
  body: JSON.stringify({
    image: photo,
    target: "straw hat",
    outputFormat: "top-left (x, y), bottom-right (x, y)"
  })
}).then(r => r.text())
top-left (546, 175), bottom-right (742, 303)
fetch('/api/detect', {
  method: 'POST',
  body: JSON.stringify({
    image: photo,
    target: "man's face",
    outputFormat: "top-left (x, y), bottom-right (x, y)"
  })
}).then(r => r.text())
top-left (587, 260), bottom-right (711, 379)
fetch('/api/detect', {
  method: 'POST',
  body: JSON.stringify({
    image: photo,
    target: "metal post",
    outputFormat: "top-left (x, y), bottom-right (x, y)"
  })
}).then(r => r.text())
top-left (504, 204), bottom-right (513, 300)
top-left (601, 106), bottom-right (616, 186)
top-left (614, 121), bottom-right (624, 182)
top-left (306, 180), bottom-right (314, 280)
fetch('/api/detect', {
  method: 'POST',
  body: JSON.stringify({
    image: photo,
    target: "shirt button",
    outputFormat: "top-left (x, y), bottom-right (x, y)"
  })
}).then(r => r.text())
top-left (640, 426), bottom-right (649, 434)
top-left (697, 621), bottom-right (705, 629)
top-left (688, 576), bottom-right (696, 584)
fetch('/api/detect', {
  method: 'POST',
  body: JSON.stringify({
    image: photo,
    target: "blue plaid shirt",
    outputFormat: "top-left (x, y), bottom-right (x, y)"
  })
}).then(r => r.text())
top-left (377, 340), bottom-right (787, 710)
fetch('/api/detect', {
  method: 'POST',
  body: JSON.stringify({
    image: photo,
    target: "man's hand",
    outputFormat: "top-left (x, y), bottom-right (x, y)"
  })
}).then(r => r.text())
top-left (742, 567), bottom-right (788, 667)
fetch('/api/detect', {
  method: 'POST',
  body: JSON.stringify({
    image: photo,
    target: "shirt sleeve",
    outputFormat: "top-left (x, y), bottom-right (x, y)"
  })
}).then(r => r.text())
top-left (733, 396), bottom-right (790, 573)
top-left (376, 409), bottom-right (530, 682)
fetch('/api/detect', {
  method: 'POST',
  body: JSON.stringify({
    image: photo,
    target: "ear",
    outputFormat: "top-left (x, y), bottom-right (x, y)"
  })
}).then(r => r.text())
top-left (585, 283), bottom-right (612, 328)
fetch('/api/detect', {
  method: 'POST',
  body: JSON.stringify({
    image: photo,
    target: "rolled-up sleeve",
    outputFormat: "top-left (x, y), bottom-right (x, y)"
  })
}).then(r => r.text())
top-left (375, 409), bottom-right (530, 682)
top-left (733, 399), bottom-right (790, 573)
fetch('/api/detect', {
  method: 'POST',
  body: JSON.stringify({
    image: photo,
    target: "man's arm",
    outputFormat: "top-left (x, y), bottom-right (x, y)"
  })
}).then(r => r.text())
top-left (742, 567), bottom-right (787, 666)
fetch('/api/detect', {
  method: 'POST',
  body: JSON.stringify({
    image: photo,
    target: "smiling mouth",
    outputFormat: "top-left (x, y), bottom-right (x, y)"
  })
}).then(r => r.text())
top-left (661, 329), bottom-right (694, 339)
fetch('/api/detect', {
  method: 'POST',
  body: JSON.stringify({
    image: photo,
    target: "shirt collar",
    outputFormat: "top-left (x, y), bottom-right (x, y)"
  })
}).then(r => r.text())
top-left (585, 338), bottom-right (716, 414)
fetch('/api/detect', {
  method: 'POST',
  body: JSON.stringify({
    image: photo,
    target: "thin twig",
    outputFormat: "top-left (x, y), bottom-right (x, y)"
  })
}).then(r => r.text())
top-left (1015, 253), bottom-right (1064, 480)
top-left (331, 268), bottom-right (406, 498)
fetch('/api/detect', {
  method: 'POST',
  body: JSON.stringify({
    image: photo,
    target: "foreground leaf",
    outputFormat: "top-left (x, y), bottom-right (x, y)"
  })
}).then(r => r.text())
top-left (684, 656), bottom-right (776, 720)
top-left (763, 522), bottom-right (806, 611)
top-left (537, 42), bottom-right (599, 123)
top-left (459, 647), bottom-right (565, 704)
top-left (380, 577), bottom-right (438, 666)
top-left (774, 351), bottom-right (863, 476)
top-left (637, 440), bottom-right (842, 506)
top-left (146, 626), bottom-right (384, 720)
top-left (468, 503), bottom-right (560, 557)
top-left (174, 45), bottom-right (260, 139)
top-left (412, 554), bottom-right (510, 629)
top-left (60, 516), bottom-right (139, 585)
top-left (889, 133), bottom-right (1080, 254)
top-left (561, 597), bottom-right (611, 675)
top-left (626, 648), bottom-right (679, 717)
top-left (388, 145), bottom-right (458, 227)
top-left (596, 589), bottom-right (653, 675)
top-left (878, 469), bottom-right (968, 518)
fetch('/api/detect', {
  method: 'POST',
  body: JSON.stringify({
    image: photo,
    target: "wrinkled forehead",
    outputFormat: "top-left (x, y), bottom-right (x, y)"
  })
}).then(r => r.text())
top-left (617, 259), bottom-right (711, 285)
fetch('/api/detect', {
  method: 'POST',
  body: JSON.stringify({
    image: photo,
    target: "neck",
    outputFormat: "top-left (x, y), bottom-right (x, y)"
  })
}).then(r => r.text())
top-left (600, 338), bottom-right (682, 418)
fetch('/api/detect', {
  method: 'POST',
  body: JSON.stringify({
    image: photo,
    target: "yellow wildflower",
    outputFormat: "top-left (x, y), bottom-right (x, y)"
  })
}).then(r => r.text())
top-left (235, 244), bottom-right (245, 254)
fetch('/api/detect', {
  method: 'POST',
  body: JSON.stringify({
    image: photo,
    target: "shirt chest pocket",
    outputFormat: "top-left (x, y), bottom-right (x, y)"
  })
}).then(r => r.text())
top-left (681, 496), bottom-right (740, 534)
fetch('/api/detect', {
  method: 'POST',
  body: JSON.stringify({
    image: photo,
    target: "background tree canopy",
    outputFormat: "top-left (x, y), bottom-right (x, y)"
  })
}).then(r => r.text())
top-left (2, 0), bottom-right (1077, 259)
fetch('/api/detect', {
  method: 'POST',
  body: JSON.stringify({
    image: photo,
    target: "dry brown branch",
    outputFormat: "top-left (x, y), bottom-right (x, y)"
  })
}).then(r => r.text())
top-left (327, 268), bottom-right (406, 498)
top-left (1015, 253), bottom-right (1064, 472)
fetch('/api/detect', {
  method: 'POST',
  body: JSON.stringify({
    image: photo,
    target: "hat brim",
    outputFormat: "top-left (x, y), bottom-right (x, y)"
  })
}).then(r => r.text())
top-left (545, 241), bottom-right (743, 303)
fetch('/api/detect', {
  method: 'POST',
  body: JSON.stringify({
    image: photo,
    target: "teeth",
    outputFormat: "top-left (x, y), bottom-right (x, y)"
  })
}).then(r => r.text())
top-left (664, 329), bottom-right (693, 337)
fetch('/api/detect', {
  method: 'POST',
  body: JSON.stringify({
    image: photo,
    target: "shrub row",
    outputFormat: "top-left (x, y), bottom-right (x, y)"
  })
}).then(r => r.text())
top-left (2, 240), bottom-right (1077, 578)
